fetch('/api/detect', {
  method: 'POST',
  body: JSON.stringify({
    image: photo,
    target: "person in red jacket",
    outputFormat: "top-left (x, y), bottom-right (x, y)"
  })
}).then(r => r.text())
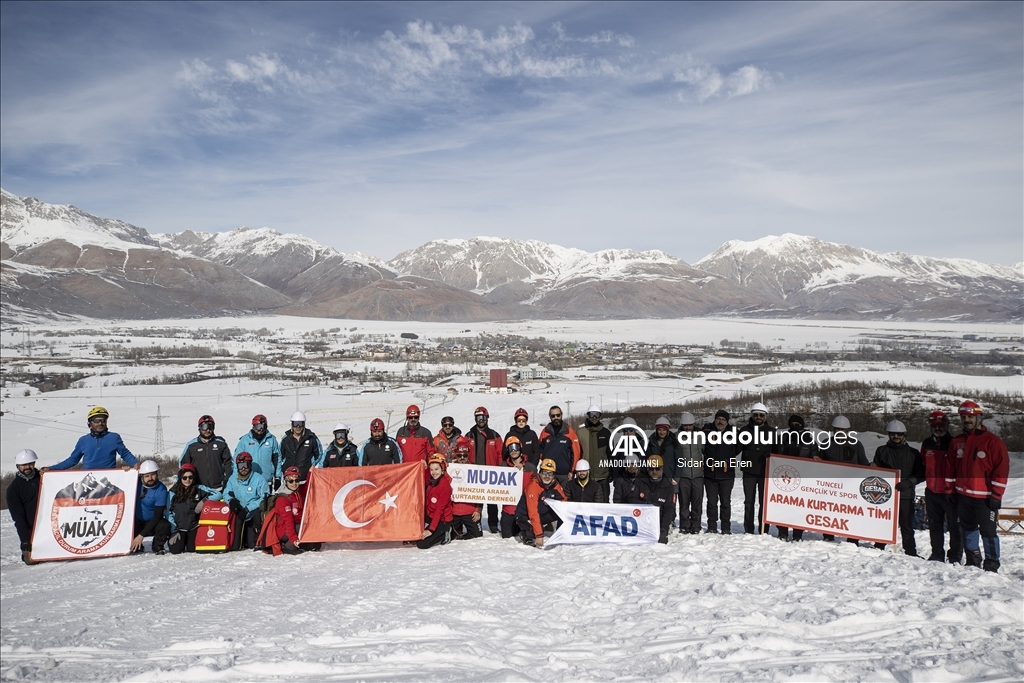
top-left (467, 406), bottom-right (503, 533)
top-left (500, 436), bottom-right (536, 539)
top-left (922, 410), bottom-right (961, 563)
top-left (396, 405), bottom-right (436, 469)
top-left (952, 400), bottom-right (1009, 572)
top-left (274, 466), bottom-right (320, 554)
top-left (433, 416), bottom-right (462, 460)
top-left (419, 454), bottom-right (453, 549)
top-left (450, 437), bottom-right (483, 540)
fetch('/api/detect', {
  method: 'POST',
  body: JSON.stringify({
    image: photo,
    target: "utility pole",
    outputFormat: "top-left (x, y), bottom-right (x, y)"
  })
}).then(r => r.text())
top-left (565, 400), bottom-right (573, 422)
top-left (149, 406), bottom-right (165, 457)
top-left (385, 409), bottom-right (394, 432)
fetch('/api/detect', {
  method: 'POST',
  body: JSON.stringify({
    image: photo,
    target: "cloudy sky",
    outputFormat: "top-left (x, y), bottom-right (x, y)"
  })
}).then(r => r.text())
top-left (1, 2), bottom-right (1021, 265)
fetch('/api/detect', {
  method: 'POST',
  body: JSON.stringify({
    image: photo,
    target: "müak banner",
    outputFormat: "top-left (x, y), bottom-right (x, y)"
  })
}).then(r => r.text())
top-left (447, 463), bottom-right (523, 505)
top-left (762, 455), bottom-right (899, 545)
top-left (31, 469), bottom-right (139, 562)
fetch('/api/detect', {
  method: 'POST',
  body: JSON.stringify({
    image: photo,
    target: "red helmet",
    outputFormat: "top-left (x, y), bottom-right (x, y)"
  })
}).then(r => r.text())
top-left (178, 463), bottom-right (197, 477)
top-left (252, 414), bottom-right (267, 426)
top-left (928, 410), bottom-right (949, 425)
top-left (958, 400), bottom-right (982, 416)
top-left (370, 418), bottom-right (386, 431)
top-left (198, 415), bottom-right (215, 429)
top-left (514, 408), bottom-right (529, 421)
top-left (452, 436), bottom-right (472, 461)
top-left (235, 452), bottom-right (253, 465)
top-left (474, 406), bottom-right (489, 419)
top-left (283, 466), bottom-right (301, 480)
top-left (406, 405), bottom-right (420, 418)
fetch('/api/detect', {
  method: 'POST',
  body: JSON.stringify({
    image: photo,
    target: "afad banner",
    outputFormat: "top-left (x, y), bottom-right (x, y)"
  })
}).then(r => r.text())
top-left (763, 455), bottom-right (899, 545)
top-left (299, 462), bottom-right (424, 543)
top-left (31, 469), bottom-right (138, 562)
top-left (447, 463), bottom-right (523, 505)
top-left (545, 500), bottom-right (660, 547)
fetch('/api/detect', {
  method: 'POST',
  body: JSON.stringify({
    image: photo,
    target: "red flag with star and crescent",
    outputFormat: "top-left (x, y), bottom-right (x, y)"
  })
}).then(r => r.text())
top-left (299, 463), bottom-right (425, 542)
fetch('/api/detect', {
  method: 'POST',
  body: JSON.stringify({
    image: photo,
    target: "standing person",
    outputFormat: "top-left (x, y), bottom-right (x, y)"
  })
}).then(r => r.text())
top-left (500, 437), bottom-right (535, 538)
top-left (396, 405), bottom-right (436, 468)
top-left (774, 414), bottom-right (818, 541)
top-left (704, 410), bottom-right (738, 534)
top-left (952, 400), bottom-right (1008, 572)
top-left (131, 460), bottom-right (171, 554)
top-left (234, 414), bottom-right (281, 488)
top-left (612, 456), bottom-right (641, 503)
top-left (450, 437), bottom-right (482, 540)
top-left (819, 415), bottom-right (867, 545)
top-left (434, 417), bottom-right (462, 461)
top-left (279, 411), bottom-right (323, 481)
top-left (323, 423), bottom-right (359, 467)
top-left (539, 406), bottom-right (581, 483)
top-left (467, 406), bottom-right (502, 533)
top-left (47, 406), bottom-right (138, 471)
top-left (565, 459), bottom-right (606, 502)
top-left (221, 452), bottom-right (269, 550)
top-left (358, 418), bottom-right (402, 466)
top-left (419, 454), bottom-right (454, 549)
top-left (274, 466), bottom-right (320, 554)
top-left (577, 406), bottom-right (612, 503)
top-left (740, 403), bottom-right (775, 535)
top-left (7, 449), bottom-right (41, 564)
top-left (675, 413), bottom-right (705, 534)
top-left (922, 410), bottom-right (961, 563)
top-left (166, 464), bottom-right (209, 554)
top-left (515, 459), bottom-right (567, 548)
top-left (180, 415), bottom-right (232, 493)
top-left (505, 408), bottom-right (540, 466)
top-left (872, 420), bottom-right (924, 556)
top-left (624, 455), bottom-right (675, 544)
top-left (647, 416), bottom-right (680, 487)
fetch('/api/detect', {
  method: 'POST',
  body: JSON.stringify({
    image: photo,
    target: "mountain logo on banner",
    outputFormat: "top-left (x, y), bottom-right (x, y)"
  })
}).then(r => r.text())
top-left (333, 480), bottom-right (400, 529)
top-left (859, 476), bottom-right (893, 505)
top-left (49, 473), bottom-right (126, 555)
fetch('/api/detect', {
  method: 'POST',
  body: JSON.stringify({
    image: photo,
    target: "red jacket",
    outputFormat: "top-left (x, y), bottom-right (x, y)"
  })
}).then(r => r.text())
top-left (522, 477), bottom-right (566, 537)
top-left (952, 426), bottom-right (1008, 501)
top-left (275, 484), bottom-right (307, 540)
top-left (425, 473), bottom-right (454, 530)
top-left (396, 425), bottom-right (436, 464)
top-left (503, 466), bottom-right (534, 515)
top-left (433, 429), bottom-right (462, 461)
top-left (467, 425), bottom-right (503, 467)
top-left (922, 433), bottom-right (954, 494)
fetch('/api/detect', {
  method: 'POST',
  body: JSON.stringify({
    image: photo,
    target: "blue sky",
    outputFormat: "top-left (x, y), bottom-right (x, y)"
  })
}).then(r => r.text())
top-left (1, 1), bottom-right (1021, 265)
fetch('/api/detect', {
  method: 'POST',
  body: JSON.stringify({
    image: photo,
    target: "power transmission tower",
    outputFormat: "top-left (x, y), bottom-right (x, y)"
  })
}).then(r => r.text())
top-left (149, 406), bottom-right (166, 456)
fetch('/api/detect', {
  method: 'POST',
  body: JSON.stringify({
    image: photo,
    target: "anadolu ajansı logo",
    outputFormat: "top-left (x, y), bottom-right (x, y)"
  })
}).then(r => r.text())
top-left (608, 423), bottom-right (649, 459)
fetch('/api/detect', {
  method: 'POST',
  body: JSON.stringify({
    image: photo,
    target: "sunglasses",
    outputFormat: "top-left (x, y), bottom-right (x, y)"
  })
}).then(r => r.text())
top-left (285, 478), bottom-right (300, 484)
top-left (442, 421), bottom-right (454, 427)
top-left (549, 414), bottom-right (562, 419)
top-left (89, 417), bottom-right (107, 423)
top-left (180, 474), bottom-right (195, 481)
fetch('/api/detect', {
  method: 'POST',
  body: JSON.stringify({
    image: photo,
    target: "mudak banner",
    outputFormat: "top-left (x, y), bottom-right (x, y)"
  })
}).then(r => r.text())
top-left (299, 462), bottom-right (424, 542)
top-left (447, 463), bottom-right (523, 505)
top-left (545, 500), bottom-right (660, 547)
top-left (31, 469), bottom-right (138, 562)
top-left (763, 454), bottom-right (899, 545)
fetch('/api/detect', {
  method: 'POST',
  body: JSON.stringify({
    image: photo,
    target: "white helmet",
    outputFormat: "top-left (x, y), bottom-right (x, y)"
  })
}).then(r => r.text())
top-left (139, 460), bottom-right (160, 475)
top-left (586, 405), bottom-right (602, 415)
top-left (620, 417), bottom-right (638, 427)
top-left (832, 415), bottom-right (851, 430)
top-left (14, 449), bottom-right (38, 465)
top-left (333, 422), bottom-right (349, 433)
top-left (655, 416), bottom-right (671, 428)
top-left (680, 412), bottom-right (696, 426)
top-left (575, 459), bottom-right (591, 472)
top-left (751, 402), bottom-right (768, 415)
top-left (290, 411), bottom-right (306, 423)
top-left (886, 420), bottom-right (907, 434)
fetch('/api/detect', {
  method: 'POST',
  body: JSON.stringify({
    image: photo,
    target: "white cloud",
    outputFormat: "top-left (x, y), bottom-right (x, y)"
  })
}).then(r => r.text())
top-left (726, 65), bottom-right (774, 97)
top-left (675, 64), bottom-right (774, 102)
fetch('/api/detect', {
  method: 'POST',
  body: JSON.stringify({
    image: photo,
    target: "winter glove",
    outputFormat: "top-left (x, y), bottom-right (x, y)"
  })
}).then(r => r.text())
top-left (228, 499), bottom-right (246, 517)
top-left (987, 497), bottom-right (1002, 513)
top-left (20, 542), bottom-right (31, 552)
top-left (895, 480), bottom-right (914, 493)
top-left (169, 532), bottom-right (180, 547)
top-left (195, 500), bottom-right (206, 514)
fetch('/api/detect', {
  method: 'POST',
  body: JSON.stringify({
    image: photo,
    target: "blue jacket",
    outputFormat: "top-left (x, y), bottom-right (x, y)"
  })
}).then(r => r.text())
top-left (51, 430), bottom-right (138, 470)
top-left (234, 431), bottom-right (281, 483)
top-left (136, 480), bottom-right (169, 522)
top-left (220, 473), bottom-right (269, 517)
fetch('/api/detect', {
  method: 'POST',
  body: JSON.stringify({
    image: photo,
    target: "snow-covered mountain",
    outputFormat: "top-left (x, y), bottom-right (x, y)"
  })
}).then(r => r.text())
top-left (695, 234), bottom-right (1023, 321)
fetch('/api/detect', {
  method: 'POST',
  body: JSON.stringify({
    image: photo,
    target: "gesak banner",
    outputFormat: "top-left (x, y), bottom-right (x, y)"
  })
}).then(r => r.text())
top-left (545, 500), bottom-right (660, 547)
top-left (299, 462), bottom-right (424, 542)
top-left (447, 463), bottom-right (523, 505)
top-left (763, 455), bottom-right (899, 545)
top-left (31, 469), bottom-right (138, 562)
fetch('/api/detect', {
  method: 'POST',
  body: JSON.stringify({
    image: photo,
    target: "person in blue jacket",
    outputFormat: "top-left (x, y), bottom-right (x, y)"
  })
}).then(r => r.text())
top-left (220, 452), bottom-right (269, 549)
top-left (132, 460), bottom-right (171, 554)
top-left (46, 406), bottom-right (138, 471)
top-left (234, 414), bottom-right (281, 487)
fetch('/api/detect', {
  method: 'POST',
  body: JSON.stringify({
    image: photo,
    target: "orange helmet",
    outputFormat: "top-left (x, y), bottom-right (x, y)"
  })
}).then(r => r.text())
top-left (538, 458), bottom-right (557, 473)
top-left (428, 453), bottom-right (447, 469)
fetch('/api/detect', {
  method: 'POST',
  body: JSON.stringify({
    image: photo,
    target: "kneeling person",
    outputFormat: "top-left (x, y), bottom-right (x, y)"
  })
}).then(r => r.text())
top-left (450, 437), bottom-right (483, 540)
top-left (133, 459), bottom-right (172, 554)
top-left (420, 454), bottom-right (453, 549)
top-left (515, 458), bottom-right (566, 548)
top-left (626, 454), bottom-right (675, 543)
top-left (222, 452), bottom-right (269, 549)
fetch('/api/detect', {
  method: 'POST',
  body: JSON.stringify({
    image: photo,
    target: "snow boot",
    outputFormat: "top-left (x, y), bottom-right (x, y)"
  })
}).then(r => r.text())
top-left (965, 550), bottom-right (983, 568)
top-left (947, 550), bottom-right (962, 565)
top-left (927, 551), bottom-right (945, 561)
top-left (982, 558), bottom-right (1000, 573)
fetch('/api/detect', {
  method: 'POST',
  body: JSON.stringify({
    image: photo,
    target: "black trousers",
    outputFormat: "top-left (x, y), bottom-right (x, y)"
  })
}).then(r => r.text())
top-left (516, 511), bottom-right (558, 542)
top-left (231, 510), bottom-right (263, 550)
top-left (452, 514), bottom-right (482, 539)
top-left (704, 478), bottom-right (734, 532)
top-left (168, 527), bottom-right (198, 554)
top-left (742, 474), bottom-right (766, 534)
top-left (958, 496), bottom-right (999, 563)
top-left (594, 479), bottom-right (610, 503)
top-left (926, 490), bottom-right (962, 561)
top-left (678, 478), bottom-right (703, 532)
top-left (134, 517), bottom-right (172, 552)
top-left (875, 498), bottom-right (916, 555)
top-left (417, 521), bottom-right (452, 549)
top-left (486, 504), bottom-right (499, 532)
top-left (500, 511), bottom-right (522, 538)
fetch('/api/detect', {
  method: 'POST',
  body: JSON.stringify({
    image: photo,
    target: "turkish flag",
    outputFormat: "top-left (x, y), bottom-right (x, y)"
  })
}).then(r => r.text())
top-left (298, 462), bottom-right (425, 542)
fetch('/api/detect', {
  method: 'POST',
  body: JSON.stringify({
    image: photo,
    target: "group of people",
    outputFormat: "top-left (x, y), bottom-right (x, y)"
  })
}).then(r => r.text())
top-left (7, 399), bottom-right (1009, 571)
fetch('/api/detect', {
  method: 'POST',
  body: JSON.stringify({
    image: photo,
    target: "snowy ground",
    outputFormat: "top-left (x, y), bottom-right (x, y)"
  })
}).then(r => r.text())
top-left (2, 484), bottom-right (1023, 682)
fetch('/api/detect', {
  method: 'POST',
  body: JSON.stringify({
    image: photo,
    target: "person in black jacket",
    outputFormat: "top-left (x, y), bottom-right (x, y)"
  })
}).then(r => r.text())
top-left (167, 464), bottom-right (210, 554)
top-left (7, 449), bottom-right (41, 564)
top-left (612, 456), bottom-right (641, 504)
top-left (647, 417), bottom-right (680, 483)
top-left (624, 455), bottom-right (675, 543)
top-left (180, 415), bottom-right (232, 492)
top-left (505, 408), bottom-right (540, 466)
top-left (739, 403), bottom-right (775, 535)
top-left (873, 420), bottom-right (924, 556)
top-left (323, 423), bottom-right (359, 467)
top-left (565, 459), bottom-right (606, 502)
top-left (704, 410), bottom-right (738, 534)
top-left (280, 411), bottom-right (323, 480)
top-left (774, 414), bottom-right (818, 541)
